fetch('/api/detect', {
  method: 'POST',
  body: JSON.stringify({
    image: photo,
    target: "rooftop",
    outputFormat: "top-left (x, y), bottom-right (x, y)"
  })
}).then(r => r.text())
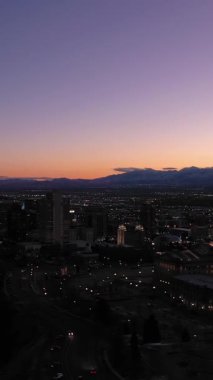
top-left (175, 274), bottom-right (213, 290)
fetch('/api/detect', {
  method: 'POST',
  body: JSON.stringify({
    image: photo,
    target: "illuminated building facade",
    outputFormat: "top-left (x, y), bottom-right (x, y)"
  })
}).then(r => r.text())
top-left (117, 224), bottom-right (126, 245)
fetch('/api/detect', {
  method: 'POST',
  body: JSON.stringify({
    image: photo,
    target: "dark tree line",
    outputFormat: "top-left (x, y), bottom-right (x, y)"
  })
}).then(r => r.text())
top-left (143, 314), bottom-right (161, 343)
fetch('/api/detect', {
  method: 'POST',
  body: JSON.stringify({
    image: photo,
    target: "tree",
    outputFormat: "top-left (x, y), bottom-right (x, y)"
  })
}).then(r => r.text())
top-left (181, 327), bottom-right (191, 343)
top-left (0, 291), bottom-right (14, 366)
top-left (143, 314), bottom-right (161, 343)
top-left (131, 331), bottom-right (140, 360)
top-left (94, 297), bottom-right (111, 324)
top-left (111, 330), bottom-right (124, 367)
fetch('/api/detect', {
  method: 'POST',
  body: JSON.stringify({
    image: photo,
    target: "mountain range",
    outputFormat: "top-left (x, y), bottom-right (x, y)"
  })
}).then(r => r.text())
top-left (1, 167), bottom-right (213, 190)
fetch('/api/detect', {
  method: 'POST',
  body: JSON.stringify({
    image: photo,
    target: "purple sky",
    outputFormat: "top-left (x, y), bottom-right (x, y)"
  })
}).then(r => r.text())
top-left (1, 0), bottom-right (213, 178)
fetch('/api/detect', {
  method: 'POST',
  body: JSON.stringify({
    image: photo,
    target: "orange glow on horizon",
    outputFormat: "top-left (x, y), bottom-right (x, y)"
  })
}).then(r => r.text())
top-left (1, 160), bottom-right (213, 180)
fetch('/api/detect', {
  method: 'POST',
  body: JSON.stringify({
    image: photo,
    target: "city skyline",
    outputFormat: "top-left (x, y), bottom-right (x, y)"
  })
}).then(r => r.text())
top-left (1, 0), bottom-right (213, 178)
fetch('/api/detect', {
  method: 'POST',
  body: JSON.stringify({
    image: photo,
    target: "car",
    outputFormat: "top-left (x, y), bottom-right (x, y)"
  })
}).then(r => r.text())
top-left (77, 368), bottom-right (97, 379)
top-left (53, 373), bottom-right (64, 379)
top-left (68, 331), bottom-right (75, 340)
top-left (50, 345), bottom-right (61, 351)
top-left (89, 369), bottom-right (97, 375)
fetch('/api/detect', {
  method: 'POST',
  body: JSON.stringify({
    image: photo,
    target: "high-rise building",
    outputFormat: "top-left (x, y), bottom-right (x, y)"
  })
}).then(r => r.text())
top-left (117, 224), bottom-right (126, 245)
top-left (84, 206), bottom-right (107, 241)
top-left (117, 224), bottom-right (144, 246)
top-left (52, 192), bottom-right (63, 244)
top-left (7, 203), bottom-right (27, 241)
top-left (39, 196), bottom-right (108, 245)
top-left (125, 224), bottom-right (145, 247)
top-left (39, 192), bottom-right (63, 245)
top-left (7, 202), bottom-right (37, 242)
top-left (140, 203), bottom-right (156, 237)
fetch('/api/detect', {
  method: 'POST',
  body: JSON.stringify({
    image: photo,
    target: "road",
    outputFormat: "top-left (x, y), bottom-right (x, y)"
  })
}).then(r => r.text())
top-left (3, 267), bottom-right (118, 380)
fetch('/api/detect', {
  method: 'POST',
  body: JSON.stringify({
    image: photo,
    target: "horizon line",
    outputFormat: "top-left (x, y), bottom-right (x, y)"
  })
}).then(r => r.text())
top-left (1, 166), bottom-right (213, 181)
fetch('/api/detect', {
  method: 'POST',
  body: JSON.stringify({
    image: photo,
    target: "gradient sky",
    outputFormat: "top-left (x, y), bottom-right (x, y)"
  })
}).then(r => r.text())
top-left (1, 0), bottom-right (213, 179)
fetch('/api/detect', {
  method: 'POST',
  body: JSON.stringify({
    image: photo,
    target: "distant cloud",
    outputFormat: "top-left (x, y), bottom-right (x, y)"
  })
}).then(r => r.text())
top-left (114, 167), bottom-right (143, 173)
top-left (34, 177), bottom-right (53, 181)
top-left (114, 167), bottom-right (178, 173)
top-left (0, 177), bottom-right (52, 181)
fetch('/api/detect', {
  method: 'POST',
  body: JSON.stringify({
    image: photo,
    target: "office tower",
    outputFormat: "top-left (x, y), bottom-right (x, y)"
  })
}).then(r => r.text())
top-left (39, 192), bottom-right (63, 245)
top-left (125, 224), bottom-right (145, 247)
top-left (117, 224), bottom-right (126, 245)
top-left (52, 192), bottom-right (63, 244)
top-left (7, 203), bottom-right (27, 241)
top-left (84, 206), bottom-right (107, 241)
top-left (140, 203), bottom-right (156, 237)
top-left (7, 202), bottom-right (37, 242)
top-left (117, 224), bottom-right (145, 247)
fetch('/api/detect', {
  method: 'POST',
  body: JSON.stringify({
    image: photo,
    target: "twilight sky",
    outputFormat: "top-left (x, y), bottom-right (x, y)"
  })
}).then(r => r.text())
top-left (1, 0), bottom-right (213, 179)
